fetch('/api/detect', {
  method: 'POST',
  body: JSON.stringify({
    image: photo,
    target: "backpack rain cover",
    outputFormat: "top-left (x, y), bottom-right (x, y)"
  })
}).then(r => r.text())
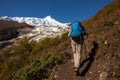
top-left (70, 21), bottom-right (85, 37)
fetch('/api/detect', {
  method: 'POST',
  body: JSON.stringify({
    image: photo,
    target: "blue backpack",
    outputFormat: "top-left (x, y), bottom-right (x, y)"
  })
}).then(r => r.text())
top-left (70, 21), bottom-right (86, 37)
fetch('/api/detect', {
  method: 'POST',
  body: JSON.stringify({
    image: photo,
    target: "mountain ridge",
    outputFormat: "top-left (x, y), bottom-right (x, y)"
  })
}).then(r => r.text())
top-left (0, 16), bottom-right (67, 27)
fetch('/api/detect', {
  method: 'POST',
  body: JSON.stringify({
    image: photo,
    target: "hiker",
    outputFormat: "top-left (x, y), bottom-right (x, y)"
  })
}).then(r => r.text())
top-left (68, 21), bottom-right (88, 75)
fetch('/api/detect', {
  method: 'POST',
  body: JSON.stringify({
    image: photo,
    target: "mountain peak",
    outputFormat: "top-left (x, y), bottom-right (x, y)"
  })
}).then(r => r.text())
top-left (44, 16), bottom-right (52, 20)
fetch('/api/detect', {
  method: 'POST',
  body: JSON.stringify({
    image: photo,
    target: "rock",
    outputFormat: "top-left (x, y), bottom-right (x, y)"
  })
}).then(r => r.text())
top-left (89, 71), bottom-right (92, 74)
top-left (54, 75), bottom-right (57, 78)
top-left (115, 21), bottom-right (119, 25)
top-left (104, 40), bottom-right (108, 45)
top-left (99, 72), bottom-right (108, 80)
top-left (98, 70), bottom-right (101, 73)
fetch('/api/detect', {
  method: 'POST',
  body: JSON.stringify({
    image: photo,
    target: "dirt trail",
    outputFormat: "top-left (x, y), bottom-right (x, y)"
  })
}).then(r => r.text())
top-left (50, 42), bottom-right (100, 80)
top-left (51, 57), bottom-right (87, 80)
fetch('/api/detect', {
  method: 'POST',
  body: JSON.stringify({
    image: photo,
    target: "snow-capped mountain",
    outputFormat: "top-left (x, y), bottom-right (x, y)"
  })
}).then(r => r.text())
top-left (0, 16), bottom-right (69, 42)
top-left (0, 16), bottom-right (66, 27)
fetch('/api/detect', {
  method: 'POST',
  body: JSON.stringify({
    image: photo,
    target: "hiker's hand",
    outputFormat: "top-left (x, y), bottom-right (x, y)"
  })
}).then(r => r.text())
top-left (68, 32), bottom-right (70, 37)
top-left (84, 33), bottom-right (88, 40)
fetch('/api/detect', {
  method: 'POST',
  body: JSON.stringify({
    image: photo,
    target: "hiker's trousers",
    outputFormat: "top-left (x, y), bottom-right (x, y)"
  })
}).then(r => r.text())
top-left (71, 38), bottom-right (82, 68)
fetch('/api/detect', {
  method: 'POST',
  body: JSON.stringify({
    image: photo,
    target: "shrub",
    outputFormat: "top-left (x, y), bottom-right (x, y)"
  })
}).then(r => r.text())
top-left (11, 52), bottom-right (63, 80)
top-left (0, 33), bottom-right (69, 80)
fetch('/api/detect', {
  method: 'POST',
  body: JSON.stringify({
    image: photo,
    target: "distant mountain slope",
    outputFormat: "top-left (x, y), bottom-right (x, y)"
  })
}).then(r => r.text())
top-left (0, 20), bottom-right (34, 49)
top-left (0, 20), bottom-right (33, 41)
top-left (0, 20), bottom-right (33, 30)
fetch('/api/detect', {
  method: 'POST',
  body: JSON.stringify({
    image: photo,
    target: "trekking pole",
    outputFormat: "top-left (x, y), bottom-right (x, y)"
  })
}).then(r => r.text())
top-left (83, 39), bottom-right (87, 59)
top-left (83, 33), bottom-right (89, 58)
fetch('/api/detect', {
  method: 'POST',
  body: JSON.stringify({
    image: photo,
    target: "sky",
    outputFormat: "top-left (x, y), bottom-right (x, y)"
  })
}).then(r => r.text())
top-left (0, 0), bottom-right (112, 23)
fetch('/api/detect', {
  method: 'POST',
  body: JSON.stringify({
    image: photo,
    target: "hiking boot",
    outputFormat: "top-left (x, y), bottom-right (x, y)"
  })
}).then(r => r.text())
top-left (74, 67), bottom-right (80, 76)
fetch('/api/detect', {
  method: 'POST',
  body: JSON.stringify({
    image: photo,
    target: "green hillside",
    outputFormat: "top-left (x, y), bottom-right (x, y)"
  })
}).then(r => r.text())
top-left (0, 33), bottom-right (70, 80)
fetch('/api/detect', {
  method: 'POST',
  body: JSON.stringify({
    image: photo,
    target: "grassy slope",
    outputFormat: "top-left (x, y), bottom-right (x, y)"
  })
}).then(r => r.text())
top-left (0, 33), bottom-right (70, 80)
top-left (83, 0), bottom-right (120, 58)
top-left (82, 0), bottom-right (120, 79)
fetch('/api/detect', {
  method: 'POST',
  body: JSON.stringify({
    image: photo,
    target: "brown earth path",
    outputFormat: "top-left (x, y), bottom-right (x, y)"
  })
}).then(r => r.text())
top-left (50, 42), bottom-right (101, 80)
